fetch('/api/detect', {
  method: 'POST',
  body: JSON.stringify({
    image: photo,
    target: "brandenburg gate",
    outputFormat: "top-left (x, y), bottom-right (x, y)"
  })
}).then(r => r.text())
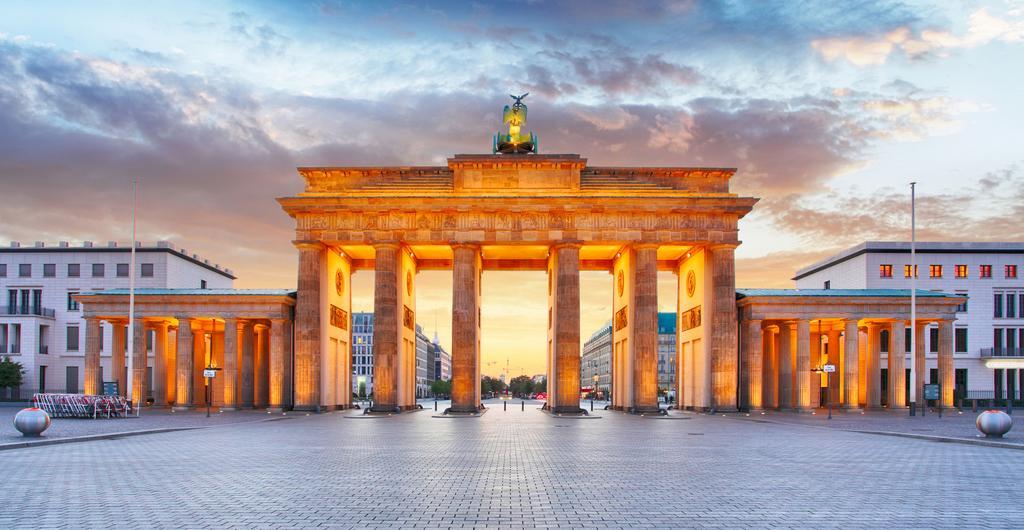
top-left (278, 153), bottom-right (757, 414)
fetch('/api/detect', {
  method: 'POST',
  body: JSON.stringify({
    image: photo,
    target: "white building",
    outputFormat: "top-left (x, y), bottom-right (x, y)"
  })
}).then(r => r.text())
top-left (0, 240), bottom-right (234, 398)
top-left (795, 242), bottom-right (1024, 399)
top-left (351, 312), bottom-right (374, 397)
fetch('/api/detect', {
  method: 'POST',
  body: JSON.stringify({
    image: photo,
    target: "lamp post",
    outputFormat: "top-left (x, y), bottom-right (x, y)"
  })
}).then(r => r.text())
top-left (591, 374), bottom-right (599, 411)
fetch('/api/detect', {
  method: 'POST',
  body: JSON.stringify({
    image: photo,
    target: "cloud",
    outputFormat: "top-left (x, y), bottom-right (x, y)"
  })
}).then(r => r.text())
top-left (812, 7), bottom-right (1024, 66)
top-left (762, 162), bottom-right (1024, 246)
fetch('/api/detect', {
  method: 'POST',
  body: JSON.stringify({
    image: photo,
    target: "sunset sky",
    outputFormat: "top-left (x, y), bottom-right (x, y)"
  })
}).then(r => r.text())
top-left (2, 1), bottom-right (1023, 378)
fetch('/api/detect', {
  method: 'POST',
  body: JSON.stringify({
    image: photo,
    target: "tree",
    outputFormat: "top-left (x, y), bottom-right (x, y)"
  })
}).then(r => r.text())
top-left (480, 376), bottom-right (506, 396)
top-left (0, 357), bottom-right (24, 399)
top-left (508, 375), bottom-right (534, 397)
top-left (357, 381), bottom-right (366, 398)
top-left (430, 379), bottom-right (451, 397)
top-left (532, 377), bottom-right (547, 394)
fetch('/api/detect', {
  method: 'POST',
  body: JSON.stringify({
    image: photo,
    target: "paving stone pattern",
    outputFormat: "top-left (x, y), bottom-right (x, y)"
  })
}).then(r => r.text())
top-left (2, 400), bottom-right (1023, 528)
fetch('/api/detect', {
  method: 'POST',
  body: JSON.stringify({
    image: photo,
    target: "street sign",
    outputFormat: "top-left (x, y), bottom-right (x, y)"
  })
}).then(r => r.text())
top-left (822, 364), bottom-right (836, 373)
top-left (102, 381), bottom-right (119, 396)
top-left (203, 369), bottom-right (218, 378)
top-left (923, 383), bottom-right (940, 400)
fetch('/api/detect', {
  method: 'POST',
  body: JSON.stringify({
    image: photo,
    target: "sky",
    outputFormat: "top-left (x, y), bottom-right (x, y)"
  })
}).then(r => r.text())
top-left (2, 0), bottom-right (1023, 378)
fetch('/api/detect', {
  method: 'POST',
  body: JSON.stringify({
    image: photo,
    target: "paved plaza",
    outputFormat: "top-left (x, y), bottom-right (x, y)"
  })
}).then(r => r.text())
top-left (3, 400), bottom-right (1024, 528)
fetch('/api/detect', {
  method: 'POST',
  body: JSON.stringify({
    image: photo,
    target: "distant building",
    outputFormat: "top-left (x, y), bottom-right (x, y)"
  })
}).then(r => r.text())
top-left (0, 240), bottom-right (234, 398)
top-left (581, 313), bottom-right (677, 396)
top-left (351, 312), bottom-right (374, 396)
top-left (350, 312), bottom-right (448, 397)
top-left (432, 332), bottom-right (451, 382)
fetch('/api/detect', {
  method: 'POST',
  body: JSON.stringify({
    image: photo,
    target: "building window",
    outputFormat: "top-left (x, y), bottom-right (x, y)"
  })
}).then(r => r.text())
top-left (67, 263), bottom-right (80, 277)
top-left (141, 263), bottom-right (154, 277)
top-left (955, 291), bottom-right (968, 313)
top-left (928, 265), bottom-right (942, 278)
top-left (0, 264), bottom-right (6, 277)
top-left (19, 264), bottom-right (31, 277)
top-left (904, 327), bottom-right (912, 352)
top-left (954, 328), bottom-right (967, 353)
top-left (43, 263), bottom-right (56, 278)
top-left (980, 264), bottom-right (992, 278)
top-left (200, 279), bottom-right (208, 289)
top-left (0, 324), bottom-right (6, 353)
top-left (879, 264), bottom-right (893, 278)
top-left (995, 294), bottom-right (1004, 318)
top-left (67, 292), bottom-right (79, 311)
top-left (880, 329), bottom-right (890, 352)
top-left (1008, 265), bottom-right (1019, 279)
top-left (954, 264), bottom-right (968, 278)
top-left (929, 327), bottom-right (938, 353)
top-left (1008, 294), bottom-right (1017, 319)
top-left (994, 328), bottom-right (1004, 352)
top-left (9, 324), bottom-right (20, 353)
top-left (66, 326), bottom-right (80, 352)
top-left (116, 263), bottom-right (129, 277)
top-left (92, 263), bottom-right (105, 277)
top-left (823, 280), bottom-right (830, 290)
top-left (904, 265), bottom-right (918, 278)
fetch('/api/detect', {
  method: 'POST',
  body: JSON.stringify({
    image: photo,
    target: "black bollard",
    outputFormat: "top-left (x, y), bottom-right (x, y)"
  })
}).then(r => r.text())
top-left (521, 400), bottom-right (524, 411)
top-left (504, 400), bottom-right (507, 411)
top-left (434, 399), bottom-right (437, 411)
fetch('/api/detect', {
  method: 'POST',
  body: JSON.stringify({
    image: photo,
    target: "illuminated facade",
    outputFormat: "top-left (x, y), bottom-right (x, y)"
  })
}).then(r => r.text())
top-left (278, 152), bottom-right (757, 414)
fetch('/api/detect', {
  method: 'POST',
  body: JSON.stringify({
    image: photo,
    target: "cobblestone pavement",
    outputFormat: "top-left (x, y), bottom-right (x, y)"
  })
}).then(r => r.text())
top-left (2, 399), bottom-right (1023, 528)
top-left (727, 407), bottom-right (1024, 445)
top-left (0, 407), bottom-right (285, 444)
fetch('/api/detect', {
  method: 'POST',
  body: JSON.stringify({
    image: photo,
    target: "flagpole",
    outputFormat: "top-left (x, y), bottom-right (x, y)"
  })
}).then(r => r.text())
top-left (126, 178), bottom-right (139, 416)
top-left (909, 182), bottom-right (917, 414)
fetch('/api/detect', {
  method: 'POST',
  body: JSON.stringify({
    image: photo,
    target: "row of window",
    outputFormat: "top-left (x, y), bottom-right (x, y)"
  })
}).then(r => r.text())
top-left (994, 328), bottom-right (1024, 354)
top-left (6, 289), bottom-right (82, 313)
top-left (880, 264), bottom-right (1018, 279)
top-left (994, 292), bottom-right (1024, 319)
top-left (0, 263), bottom-right (155, 279)
top-left (871, 327), bottom-right (970, 354)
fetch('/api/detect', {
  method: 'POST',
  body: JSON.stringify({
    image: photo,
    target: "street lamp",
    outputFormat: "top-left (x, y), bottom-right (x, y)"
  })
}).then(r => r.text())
top-left (591, 374), bottom-right (599, 411)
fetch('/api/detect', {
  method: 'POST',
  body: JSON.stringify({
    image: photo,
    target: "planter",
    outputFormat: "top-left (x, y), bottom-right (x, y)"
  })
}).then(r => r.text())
top-left (14, 407), bottom-right (51, 437)
top-left (976, 410), bottom-right (1013, 438)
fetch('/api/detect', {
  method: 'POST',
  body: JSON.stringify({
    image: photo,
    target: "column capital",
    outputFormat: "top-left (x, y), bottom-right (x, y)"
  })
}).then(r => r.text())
top-left (551, 240), bottom-right (583, 250)
top-left (632, 242), bottom-right (659, 251)
top-left (371, 241), bottom-right (402, 251)
top-left (293, 240), bottom-right (325, 251)
top-left (449, 242), bottom-right (481, 251)
top-left (269, 317), bottom-right (288, 326)
top-left (707, 243), bottom-right (738, 251)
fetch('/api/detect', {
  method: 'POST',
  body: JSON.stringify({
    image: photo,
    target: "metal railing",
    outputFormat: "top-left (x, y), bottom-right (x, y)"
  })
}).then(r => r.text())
top-left (0, 305), bottom-right (56, 318)
top-left (980, 347), bottom-right (1024, 357)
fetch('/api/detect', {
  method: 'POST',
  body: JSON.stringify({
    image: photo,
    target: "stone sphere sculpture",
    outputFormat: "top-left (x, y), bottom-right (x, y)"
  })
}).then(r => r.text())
top-left (976, 410), bottom-right (1013, 439)
top-left (14, 407), bottom-right (51, 437)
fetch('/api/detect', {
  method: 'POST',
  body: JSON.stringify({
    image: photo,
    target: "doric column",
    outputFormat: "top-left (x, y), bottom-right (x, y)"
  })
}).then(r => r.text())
top-left (84, 317), bottom-right (102, 395)
top-left (111, 322), bottom-right (126, 395)
top-left (866, 323), bottom-right (882, 409)
top-left (173, 318), bottom-right (193, 410)
top-left (269, 318), bottom-right (287, 412)
top-left (889, 321), bottom-right (906, 408)
top-left (795, 319), bottom-right (811, 412)
top-left (709, 245), bottom-right (738, 411)
top-left (220, 318), bottom-right (238, 410)
top-left (809, 328), bottom-right (821, 409)
top-left (130, 319), bottom-right (147, 406)
top-left (255, 324), bottom-right (269, 407)
top-left (914, 322), bottom-right (927, 410)
top-left (293, 241), bottom-right (324, 411)
top-left (843, 320), bottom-right (861, 410)
top-left (370, 243), bottom-right (401, 412)
top-left (632, 244), bottom-right (659, 413)
top-left (938, 319), bottom-right (954, 409)
top-left (450, 244), bottom-right (482, 413)
top-left (746, 320), bottom-right (764, 411)
top-left (826, 329), bottom-right (842, 406)
top-left (765, 326), bottom-right (778, 408)
top-left (778, 322), bottom-right (793, 409)
top-left (192, 327), bottom-right (207, 406)
top-left (153, 322), bottom-right (169, 406)
top-left (240, 321), bottom-right (255, 407)
top-left (549, 242), bottom-right (584, 414)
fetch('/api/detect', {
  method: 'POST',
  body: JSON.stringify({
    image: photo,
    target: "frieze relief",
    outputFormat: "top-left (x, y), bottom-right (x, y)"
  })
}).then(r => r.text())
top-left (297, 211), bottom-right (736, 233)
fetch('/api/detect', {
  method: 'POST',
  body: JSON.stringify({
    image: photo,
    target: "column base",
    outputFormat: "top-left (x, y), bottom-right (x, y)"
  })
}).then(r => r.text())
top-left (220, 406), bottom-right (238, 412)
top-left (171, 405), bottom-right (191, 411)
top-left (842, 405), bottom-right (864, 412)
top-left (266, 407), bottom-right (284, 413)
top-left (794, 407), bottom-right (815, 414)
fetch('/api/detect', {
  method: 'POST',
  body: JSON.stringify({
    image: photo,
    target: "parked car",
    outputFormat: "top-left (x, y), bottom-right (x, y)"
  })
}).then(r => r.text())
top-left (534, 392), bottom-right (547, 401)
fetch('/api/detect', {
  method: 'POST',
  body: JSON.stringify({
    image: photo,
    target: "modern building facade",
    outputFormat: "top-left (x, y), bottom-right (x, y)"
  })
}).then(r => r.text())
top-left (432, 332), bottom-right (451, 383)
top-left (582, 313), bottom-right (676, 397)
top-left (350, 312), bottom-right (448, 398)
top-left (352, 312), bottom-right (374, 396)
top-left (794, 242), bottom-right (1024, 399)
top-left (0, 241), bottom-right (233, 399)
